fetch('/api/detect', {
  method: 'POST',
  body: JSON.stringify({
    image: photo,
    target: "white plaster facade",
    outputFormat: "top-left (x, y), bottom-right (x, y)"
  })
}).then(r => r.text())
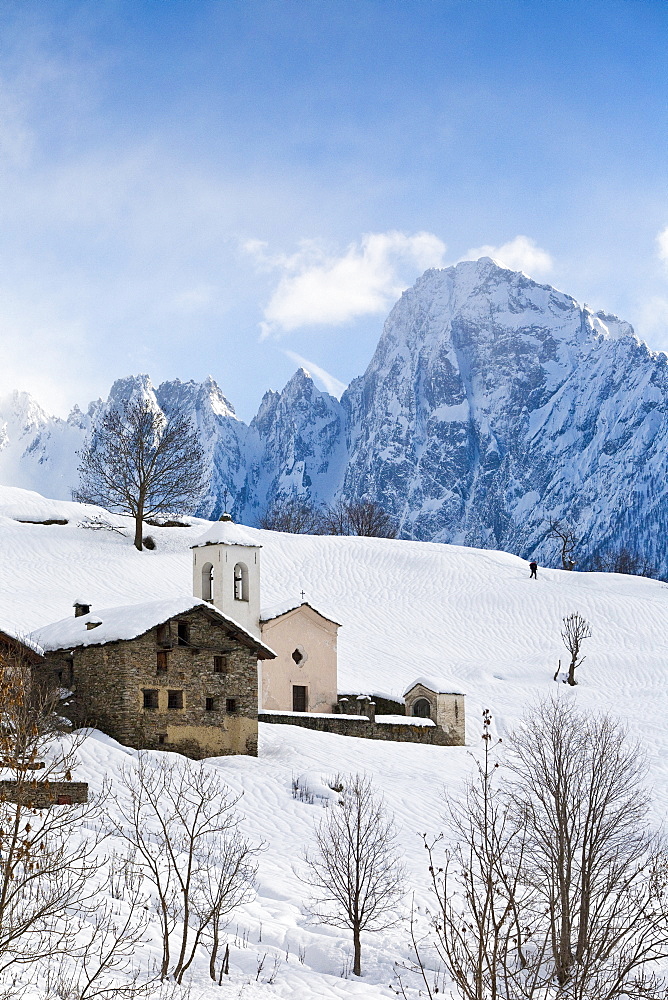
top-left (403, 679), bottom-right (465, 745)
top-left (259, 603), bottom-right (339, 714)
top-left (191, 516), bottom-right (261, 639)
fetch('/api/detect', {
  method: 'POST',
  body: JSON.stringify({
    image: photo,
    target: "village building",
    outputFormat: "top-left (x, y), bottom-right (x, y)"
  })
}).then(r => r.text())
top-left (192, 516), bottom-right (340, 715)
top-left (29, 596), bottom-right (275, 760)
top-left (403, 678), bottom-right (466, 745)
top-left (259, 601), bottom-right (339, 714)
top-left (0, 626), bottom-right (44, 668)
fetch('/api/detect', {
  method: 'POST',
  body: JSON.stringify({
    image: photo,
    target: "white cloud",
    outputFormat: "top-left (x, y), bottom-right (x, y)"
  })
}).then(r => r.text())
top-left (656, 227), bottom-right (668, 266)
top-left (463, 235), bottom-right (553, 278)
top-left (283, 350), bottom-right (348, 399)
top-left (248, 231), bottom-right (447, 337)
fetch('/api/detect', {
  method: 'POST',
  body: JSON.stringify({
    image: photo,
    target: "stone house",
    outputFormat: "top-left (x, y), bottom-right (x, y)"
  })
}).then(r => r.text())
top-left (0, 627), bottom-right (44, 668)
top-left (192, 516), bottom-right (340, 714)
top-left (29, 597), bottom-right (275, 760)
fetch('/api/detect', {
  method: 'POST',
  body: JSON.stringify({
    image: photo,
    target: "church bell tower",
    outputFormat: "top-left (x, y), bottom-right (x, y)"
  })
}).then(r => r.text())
top-left (191, 514), bottom-right (261, 639)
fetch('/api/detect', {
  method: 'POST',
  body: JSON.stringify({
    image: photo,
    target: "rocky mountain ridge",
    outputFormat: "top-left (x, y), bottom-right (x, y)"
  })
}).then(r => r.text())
top-left (3, 257), bottom-right (667, 572)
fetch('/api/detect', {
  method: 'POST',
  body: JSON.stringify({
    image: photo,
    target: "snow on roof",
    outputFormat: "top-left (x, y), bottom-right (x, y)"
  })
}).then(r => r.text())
top-left (30, 596), bottom-right (275, 658)
top-left (403, 676), bottom-right (465, 697)
top-left (191, 517), bottom-right (260, 549)
top-left (259, 600), bottom-right (341, 627)
top-left (0, 624), bottom-right (44, 657)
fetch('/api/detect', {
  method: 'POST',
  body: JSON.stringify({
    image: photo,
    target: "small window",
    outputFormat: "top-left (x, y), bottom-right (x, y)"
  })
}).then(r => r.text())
top-left (167, 690), bottom-right (183, 710)
top-left (156, 651), bottom-right (169, 673)
top-left (143, 689), bottom-right (159, 710)
top-left (158, 733), bottom-right (167, 745)
top-left (225, 698), bottom-right (237, 714)
top-left (213, 656), bottom-right (227, 674)
top-left (177, 621), bottom-right (190, 646)
top-left (205, 697), bottom-right (216, 712)
top-left (156, 623), bottom-right (170, 647)
top-left (292, 648), bottom-right (304, 665)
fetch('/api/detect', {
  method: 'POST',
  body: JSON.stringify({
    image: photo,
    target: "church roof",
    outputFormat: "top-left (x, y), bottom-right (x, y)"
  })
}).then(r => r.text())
top-left (30, 596), bottom-right (276, 659)
top-left (191, 518), bottom-right (261, 549)
top-left (260, 600), bottom-right (341, 627)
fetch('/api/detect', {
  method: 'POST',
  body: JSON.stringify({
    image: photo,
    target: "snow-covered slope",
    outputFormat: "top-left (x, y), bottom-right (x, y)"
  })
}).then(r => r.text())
top-left (3, 484), bottom-right (668, 772)
top-left (4, 485), bottom-right (668, 998)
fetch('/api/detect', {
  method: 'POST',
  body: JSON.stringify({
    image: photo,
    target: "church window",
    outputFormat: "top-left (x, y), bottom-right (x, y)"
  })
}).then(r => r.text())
top-left (226, 698), bottom-right (237, 714)
top-left (213, 656), bottom-right (227, 674)
top-left (176, 621), bottom-right (190, 646)
top-left (233, 563), bottom-right (249, 601)
top-left (156, 651), bottom-right (168, 673)
top-left (292, 648), bottom-right (304, 665)
top-left (167, 690), bottom-right (183, 710)
top-left (202, 562), bottom-right (214, 602)
top-left (413, 698), bottom-right (431, 719)
top-left (143, 689), bottom-right (159, 710)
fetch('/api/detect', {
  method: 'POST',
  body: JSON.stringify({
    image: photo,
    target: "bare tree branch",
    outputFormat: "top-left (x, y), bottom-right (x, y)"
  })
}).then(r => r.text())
top-left (73, 398), bottom-right (207, 550)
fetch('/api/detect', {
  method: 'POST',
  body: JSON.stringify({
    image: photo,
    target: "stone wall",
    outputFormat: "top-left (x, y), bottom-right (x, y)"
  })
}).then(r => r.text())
top-left (0, 780), bottom-right (89, 808)
top-left (37, 606), bottom-right (260, 759)
top-left (259, 711), bottom-right (461, 746)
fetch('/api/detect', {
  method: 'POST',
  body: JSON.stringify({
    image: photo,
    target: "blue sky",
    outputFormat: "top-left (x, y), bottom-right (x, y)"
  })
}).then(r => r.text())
top-left (1, 0), bottom-right (667, 418)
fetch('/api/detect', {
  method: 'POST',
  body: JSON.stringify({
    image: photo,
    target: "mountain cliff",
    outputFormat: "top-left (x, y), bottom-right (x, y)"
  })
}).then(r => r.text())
top-left (3, 258), bottom-right (668, 572)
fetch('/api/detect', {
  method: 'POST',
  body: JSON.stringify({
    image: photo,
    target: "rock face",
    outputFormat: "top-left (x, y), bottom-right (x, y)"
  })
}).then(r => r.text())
top-left (3, 257), bottom-right (668, 573)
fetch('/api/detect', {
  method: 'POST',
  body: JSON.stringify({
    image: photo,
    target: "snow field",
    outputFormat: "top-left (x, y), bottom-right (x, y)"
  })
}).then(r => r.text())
top-left (3, 483), bottom-right (668, 993)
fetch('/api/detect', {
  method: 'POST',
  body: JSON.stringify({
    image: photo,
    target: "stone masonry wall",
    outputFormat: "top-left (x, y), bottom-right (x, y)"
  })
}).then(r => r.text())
top-left (0, 780), bottom-right (89, 808)
top-left (38, 607), bottom-right (259, 759)
top-left (259, 711), bottom-right (461, 746)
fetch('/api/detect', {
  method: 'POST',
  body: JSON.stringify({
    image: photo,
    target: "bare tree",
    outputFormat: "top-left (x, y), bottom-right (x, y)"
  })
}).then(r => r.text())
top-left (0, 647), bottom-right (103, 979)
top-left (560, 611), bottom-right (592, 686)
top-left (509, 699), bottom-right (668, 998)
top-left (404, 702), bottom-right (668, 1000)
top-left (320, 499), bottom-right (398, 539)
top-left (259, 496), bottom-right (323, 534)
top-left (301, 773), bottom-right (404, 977)
top-left (546, 518), bottom-right (578, 570)
top-left (110, 753), bottom-right (258, 983)
top-left (587, 547), bottom-right (658, 579)
top-left (73, 397), bottom-right (207, 550)
top-left (397, 710), bottom-right (545, 1000)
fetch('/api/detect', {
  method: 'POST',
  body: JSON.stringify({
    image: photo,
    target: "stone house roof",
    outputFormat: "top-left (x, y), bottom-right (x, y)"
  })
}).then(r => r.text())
top-left (29, 596), bottom-right (275, 659)
top-left (0, 627), bottom-right (44, 661)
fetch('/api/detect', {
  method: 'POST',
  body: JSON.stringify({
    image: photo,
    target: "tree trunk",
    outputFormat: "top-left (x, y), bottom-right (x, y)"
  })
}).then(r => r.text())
top-left (567, 656), bottom-right (578, 685)
top-left (134, 510), bottom-right (143, 550)
top-left (353, 925), bottom-right (361, 976)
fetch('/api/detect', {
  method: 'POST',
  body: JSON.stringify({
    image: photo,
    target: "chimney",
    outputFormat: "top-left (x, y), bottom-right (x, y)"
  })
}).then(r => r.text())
top-left (73, 602), bottom-right (91, 618)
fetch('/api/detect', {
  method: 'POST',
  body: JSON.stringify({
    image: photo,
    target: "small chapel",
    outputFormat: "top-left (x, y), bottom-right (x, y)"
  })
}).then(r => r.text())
top-left (191, 515), bottom-right (340, 715)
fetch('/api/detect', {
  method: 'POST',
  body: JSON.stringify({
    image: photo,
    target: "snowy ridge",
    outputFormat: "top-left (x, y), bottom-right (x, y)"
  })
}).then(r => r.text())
top-left (5, 259), bottom-right (668, 572)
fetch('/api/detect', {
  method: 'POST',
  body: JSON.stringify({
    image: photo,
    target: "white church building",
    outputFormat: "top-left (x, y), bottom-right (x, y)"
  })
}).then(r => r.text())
top-left (191, 515), bottom-right (339, 715)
